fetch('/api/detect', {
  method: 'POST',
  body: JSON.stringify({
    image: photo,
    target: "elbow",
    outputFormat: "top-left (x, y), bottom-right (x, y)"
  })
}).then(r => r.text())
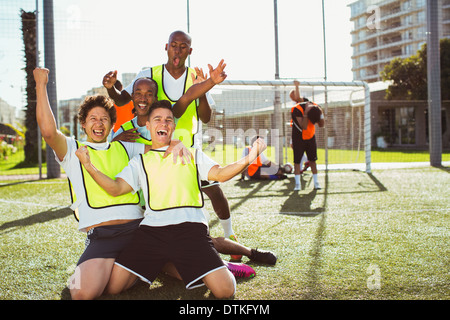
top-left (215, 175), bottom-right (232, 183)
top-left (40, 129), bottom-right (58, 144)
top-left (114, 99), bottom-right (126, 107)
top-left (200, 114), bottom-right (211, 123)
top-left (108, 188), bottom-right (123, 197)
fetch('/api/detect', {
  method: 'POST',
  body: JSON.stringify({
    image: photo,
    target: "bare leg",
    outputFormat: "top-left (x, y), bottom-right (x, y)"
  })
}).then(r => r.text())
top-left (104, 263), bottom-right (138, 295)
top-left (212, 237), bottom-right (251, 256)
top-left (294, 163), bottom-right (301, 175)
top-left (69, 258), bottom-right (115, 300)
top-left (202, 184), bottom-right (230, 220)
top-left (310, 161), bottom-right (317, 174)
top-left (162, 262), bottom-right (182, 280)
top-left (202, 267), bottom-right (236, 299)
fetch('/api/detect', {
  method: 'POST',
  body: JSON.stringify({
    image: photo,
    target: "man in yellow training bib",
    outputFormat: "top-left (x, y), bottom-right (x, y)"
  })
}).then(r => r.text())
top-left (75, 98), bottom-right (267, 298)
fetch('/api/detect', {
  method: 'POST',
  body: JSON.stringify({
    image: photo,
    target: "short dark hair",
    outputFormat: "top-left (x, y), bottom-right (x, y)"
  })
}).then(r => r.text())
top-left (148, 100), bottom-right (173, 118)
top-left (307, 106), bottom-right (322, 124)
top-left (78, 95), bottom-right (116, 125)
top-left (132, 77), bottom-right (158, 96)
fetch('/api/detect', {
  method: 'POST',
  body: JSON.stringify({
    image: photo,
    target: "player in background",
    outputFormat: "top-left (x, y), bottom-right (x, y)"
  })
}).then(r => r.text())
top-left (290, 81), bottom-right (325, 190)
top-left (241, 136), bottom-right (288, 180)
top-left (111, 80), bottom-right (134, 139)
top-left (103, 30), bottom-right (242, 261)
top-left (290, 81), bottom-right (310, 175)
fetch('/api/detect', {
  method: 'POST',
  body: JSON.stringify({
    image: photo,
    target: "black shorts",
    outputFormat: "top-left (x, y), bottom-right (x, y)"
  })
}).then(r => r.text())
top-left (77, 219), bottom-right (142, 266)
top-left (292, 135), bottom-right (318, 164)
top-left (115, 222), bottom-right (225, 289)
top-left (201, 180), bottom-right (220, 189)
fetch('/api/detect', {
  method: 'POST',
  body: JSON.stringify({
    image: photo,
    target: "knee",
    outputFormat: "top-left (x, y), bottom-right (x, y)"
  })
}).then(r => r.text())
top-left (211, 273), bottom-right (236, 299)
top-left (70, 287), bottom-right (99, 300)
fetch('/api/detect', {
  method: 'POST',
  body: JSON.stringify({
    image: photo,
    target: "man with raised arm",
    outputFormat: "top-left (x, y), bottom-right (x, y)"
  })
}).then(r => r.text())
top-left (75, 99), bottom-right (267, 298)
top-left (103, 31), bottom-right (242, 260)
top-left (33, 62), bottom-right (222, 299)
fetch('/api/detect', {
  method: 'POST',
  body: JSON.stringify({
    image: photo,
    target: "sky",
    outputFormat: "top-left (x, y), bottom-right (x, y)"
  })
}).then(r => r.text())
top-left (0, 0), bottom-right (355, 112)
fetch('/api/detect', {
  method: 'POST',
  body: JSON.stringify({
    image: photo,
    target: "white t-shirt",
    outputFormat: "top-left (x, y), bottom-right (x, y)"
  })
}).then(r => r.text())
top-left (124, 65), bottom-right (215, 148)
top-left (116, 146), bottom-right (218, 227)
top-left (56, 136), bottom-right (145, 232)
top-left (113, 117), bottom-right (151, 140)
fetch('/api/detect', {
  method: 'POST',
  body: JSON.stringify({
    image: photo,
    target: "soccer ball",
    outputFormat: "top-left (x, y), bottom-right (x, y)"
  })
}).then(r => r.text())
top-left (283, 163), bottom-right (293, 174)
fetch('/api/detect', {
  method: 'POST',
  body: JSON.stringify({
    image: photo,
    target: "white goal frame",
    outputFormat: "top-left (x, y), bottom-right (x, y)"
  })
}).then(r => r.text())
top-left (216, 79), bottom-right (372, 173)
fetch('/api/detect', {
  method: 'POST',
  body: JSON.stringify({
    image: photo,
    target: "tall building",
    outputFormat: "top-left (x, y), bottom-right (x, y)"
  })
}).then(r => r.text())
top-left (349, 0), bottom-right (450, 83)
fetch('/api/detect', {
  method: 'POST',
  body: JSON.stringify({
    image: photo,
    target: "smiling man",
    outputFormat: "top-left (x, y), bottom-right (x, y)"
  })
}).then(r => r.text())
top-left (112, 78), bottom-right (158, 145)
top-left (75, 100), bottom-right (267, 298)
top-left (103, 31), bottom-right (241, 256)
top-left (33, 64), bottom-right (224, 299)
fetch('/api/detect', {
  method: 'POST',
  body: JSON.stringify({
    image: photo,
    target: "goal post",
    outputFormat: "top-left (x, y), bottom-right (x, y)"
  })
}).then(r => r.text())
top-left (203, 79), bottom-right (371, 173)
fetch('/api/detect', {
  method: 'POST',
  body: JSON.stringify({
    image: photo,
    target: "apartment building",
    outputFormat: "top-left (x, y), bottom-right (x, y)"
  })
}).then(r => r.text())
top-left (349, 0), bottom-right (450, 82)
top-left (349, 0), bottom-right (450, 148)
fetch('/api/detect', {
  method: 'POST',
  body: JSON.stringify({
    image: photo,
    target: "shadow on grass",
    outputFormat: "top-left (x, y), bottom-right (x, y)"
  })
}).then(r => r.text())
top-left (0, 206), bottom-right (73, 235)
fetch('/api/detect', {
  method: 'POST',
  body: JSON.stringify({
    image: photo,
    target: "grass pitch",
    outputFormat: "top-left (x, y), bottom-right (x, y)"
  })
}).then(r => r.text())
top-left (0, 166), bottom-right (449, 300)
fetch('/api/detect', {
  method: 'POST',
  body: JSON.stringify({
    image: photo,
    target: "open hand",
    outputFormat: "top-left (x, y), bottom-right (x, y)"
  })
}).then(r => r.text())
top-left (208, 59), bottom-right (227, 85)
top-left (103, 70), bottom-right (118, 89)
top-left (191, 67), bottom-right (207, 85)
top-left (111, 128), bottom-right (141, 143)
top-left (163, 139), bottom-right (193, 165)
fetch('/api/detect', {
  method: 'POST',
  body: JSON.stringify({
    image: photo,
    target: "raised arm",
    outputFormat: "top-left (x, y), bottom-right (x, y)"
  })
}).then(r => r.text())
top-left (192, 67), bottom-right (212, 123)
top-left (208, 138), bottom-right (267, 182)
top-left (33, 68), bottom-right (68, 161)
top-left (103, 70), bottom-right (132, 106)
top-left (317, 106), bottom-right (325, 128)
top-left (172, 60), bottom-right (227, 118)
top-left (75, 146), bottom-right (133, 197)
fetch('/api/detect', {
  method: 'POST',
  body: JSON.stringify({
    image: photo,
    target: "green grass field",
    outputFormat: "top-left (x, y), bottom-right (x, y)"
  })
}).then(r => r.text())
top-left (0, 165), bottom-right (449, 301)
top-left (2, 147), bottom-right (449, 179)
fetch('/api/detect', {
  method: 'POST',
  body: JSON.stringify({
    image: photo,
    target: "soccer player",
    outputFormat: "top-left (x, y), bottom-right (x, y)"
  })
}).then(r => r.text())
top-left (33, 64), bottom-right (219, 300)
top-left (290, 81), bottom-right (325, 190)
top-left (110, 76), bottom-right (277, 267)
top-left (111, 77), bottom-right (158, 145)
top-left (241, 136), bottom-right (288, 180)
top-left (103, 30), bottom-right (242, 260)
top-left (75, 101), bottom-right (268, 298)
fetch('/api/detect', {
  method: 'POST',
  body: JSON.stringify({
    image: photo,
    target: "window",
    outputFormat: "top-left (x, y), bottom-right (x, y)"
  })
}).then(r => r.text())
top-left (379, 106), bottom-right (416, 145)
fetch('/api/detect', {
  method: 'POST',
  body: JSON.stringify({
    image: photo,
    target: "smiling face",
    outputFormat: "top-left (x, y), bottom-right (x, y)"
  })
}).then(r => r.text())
top-left (81, 106), bottom-right (112, 143)
top-left (131, 78), bottom-right (158, 120)
top-left (146, 102), bottom-right (175, 149)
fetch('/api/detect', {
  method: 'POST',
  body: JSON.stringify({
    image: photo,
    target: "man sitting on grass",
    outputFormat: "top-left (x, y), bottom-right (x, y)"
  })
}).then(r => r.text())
top-left (75, 100), bottom-right (268, 298)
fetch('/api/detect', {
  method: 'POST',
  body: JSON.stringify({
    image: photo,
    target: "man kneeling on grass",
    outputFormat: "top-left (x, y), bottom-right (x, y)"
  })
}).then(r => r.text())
top-left (75, 100), bottom-right (268, 298)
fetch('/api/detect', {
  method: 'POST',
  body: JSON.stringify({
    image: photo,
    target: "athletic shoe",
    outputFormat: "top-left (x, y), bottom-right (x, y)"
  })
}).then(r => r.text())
top-left (249, 248), bottom-right (277, 265)
top-left (314, 183), bottom-right (321, 190)
top-left (300, 161), bottom-right (310, 174)
top-left (229, 235), bottom-right (243, 261)
top-left (224, 261), bottom-right (256, 279)
top-left (294, 184), bottom-right (301, 191)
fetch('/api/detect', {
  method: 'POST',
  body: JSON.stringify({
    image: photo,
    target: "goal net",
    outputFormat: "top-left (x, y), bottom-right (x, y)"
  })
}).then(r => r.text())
top-left (203, 80), bottom-right (371, 173)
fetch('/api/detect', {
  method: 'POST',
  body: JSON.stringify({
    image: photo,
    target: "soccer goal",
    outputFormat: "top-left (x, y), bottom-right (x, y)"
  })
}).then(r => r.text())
top-left (203, 79), bottom-right (371, 173)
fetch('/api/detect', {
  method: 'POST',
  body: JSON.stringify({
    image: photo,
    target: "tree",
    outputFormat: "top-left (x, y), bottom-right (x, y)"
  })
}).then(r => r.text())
top-left (21, 9), bottom-right (39, 165)
top-left (381, 38), bottom-right (450, 101)
top-left (381, 38), bottom-right (450, 148)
